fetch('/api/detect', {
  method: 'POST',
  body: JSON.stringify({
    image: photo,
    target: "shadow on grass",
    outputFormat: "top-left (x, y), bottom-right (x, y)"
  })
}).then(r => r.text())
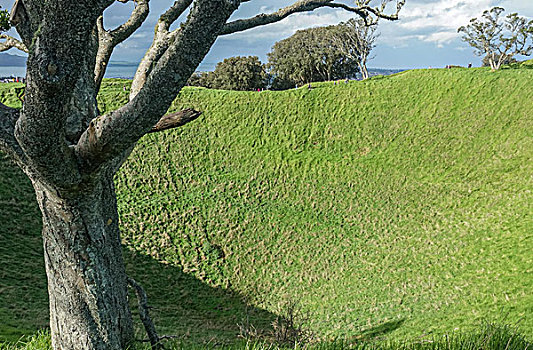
top-left (0, 156), bottom-right (49, 343)
top-left (0, 156), bottom-right (276, 345)
top-left (358, 319), bottom-right (405, 341)
top-left (124, 249), bottom-right (276, 345)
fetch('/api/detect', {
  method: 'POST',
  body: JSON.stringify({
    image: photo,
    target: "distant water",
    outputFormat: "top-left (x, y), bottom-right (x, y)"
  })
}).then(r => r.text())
top-left (0, 65), bottom-right (138, 79)
top-left (0, 66), bottom-right (26, 78)
top-left (0, 62), bottom-right (216, 79)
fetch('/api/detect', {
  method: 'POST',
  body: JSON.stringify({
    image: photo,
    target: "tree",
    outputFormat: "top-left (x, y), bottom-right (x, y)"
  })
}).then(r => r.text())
top-left (481, 53), bottom-right (517, 67)
top-left (331, 18), bottom-right (378, 80)
top-left (187, 71), bottom-right (210, 88)
top-left (268, 25), bottom-right (359, 87)
top-left (0, 0), bottom-right (404, 349)
top-left (458, 7), bottom-right (533, 71)
top-left (0, 6), bottom-right (9, 32)
top-left (1, 6), bottom-right (27, 52)
top-left (192, 56), bottom-right (267, 91)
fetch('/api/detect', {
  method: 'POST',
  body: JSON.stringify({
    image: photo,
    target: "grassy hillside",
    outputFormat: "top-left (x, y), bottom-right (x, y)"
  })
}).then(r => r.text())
top-left (1, 66), bottom-right (532, 345)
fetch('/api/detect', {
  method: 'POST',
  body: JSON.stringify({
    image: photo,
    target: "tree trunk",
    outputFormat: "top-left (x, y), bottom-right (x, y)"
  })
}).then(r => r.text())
top-left (362, 66), bottom-right (369, 80)
top-left (32, 170), bottom-right (134, 350)
top-left (359, 58), bottom-right (369, 80)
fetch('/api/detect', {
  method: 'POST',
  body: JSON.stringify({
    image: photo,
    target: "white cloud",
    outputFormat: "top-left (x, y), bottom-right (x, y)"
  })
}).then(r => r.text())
top-left (423, 31), bottom-right (460, 46)
top-left (381, 0), bottom-right (533, 46)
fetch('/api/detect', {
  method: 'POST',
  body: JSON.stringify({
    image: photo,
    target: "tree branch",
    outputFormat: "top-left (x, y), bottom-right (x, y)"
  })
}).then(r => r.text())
top-left (148, 108), bottom-right (202, 134)
top-left (221, 0), bottom-right (404, 35)
top-left (130, 0), bottom-right (193, 99)
top-left (127, 276), bottom-right (162, 350)
top-left (76, 0), bottom-right (237, 172)
top-left (0, 34), bottom-right (28, 53)
top-left (109, 0), bottom-right (150, 41)
top-left (95, 0), bottom-right (150, 91)
top-left (9, 0), bottom-right (32, 45)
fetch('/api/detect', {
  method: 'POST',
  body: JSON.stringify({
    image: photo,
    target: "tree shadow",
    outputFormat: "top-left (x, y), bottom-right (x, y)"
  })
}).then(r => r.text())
top-left (0, 156), bottom-right (49, 342)
top-left (0, 155), bottom-right (406, 346)
top-left (124, 249), bottom-right (275, 345)
top-left (0, 155), bottom-right (276, 344)
top-left (358, 319), bottom-right (405, 341)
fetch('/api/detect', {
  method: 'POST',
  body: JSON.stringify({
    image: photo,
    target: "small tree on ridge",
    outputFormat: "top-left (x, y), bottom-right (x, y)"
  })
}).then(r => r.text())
top-left (458, 7), bottom-right (533, 70)
top-left (268, 26), bottom-right (360, 88)
top-left (332, 18), bottom-right (379, 80)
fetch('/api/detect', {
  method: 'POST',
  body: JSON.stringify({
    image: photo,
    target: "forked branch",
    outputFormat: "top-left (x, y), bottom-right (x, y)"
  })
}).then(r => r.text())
top-left (76, 0), bottom-right (236, 172)
top-left (130, 0), bottom-right (193, 99)
top-left (95, 0), bottom-right (150, 90)
top-left (127, 276), bottom-right (162, 350)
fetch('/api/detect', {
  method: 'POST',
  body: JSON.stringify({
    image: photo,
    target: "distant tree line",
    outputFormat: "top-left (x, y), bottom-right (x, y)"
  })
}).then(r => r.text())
top-left (190, 6), bottom-right (533, 93)
top-left (189, 19), bottom-right (378, 91)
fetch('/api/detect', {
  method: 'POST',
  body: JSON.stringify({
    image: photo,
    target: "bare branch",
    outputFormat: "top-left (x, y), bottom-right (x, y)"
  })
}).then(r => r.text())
top-left (0, 34), bottom-right (28, 53)
top-left (130, 0), bottom-right (193, 99)
top-left (127, 276), bottom-right (162, 350)
top-left (95, 0), bottom-right (150, 91)
top-left (221, 0), bottom-right (404, 35)
top-left (109, 0), bottom-right (150, 41)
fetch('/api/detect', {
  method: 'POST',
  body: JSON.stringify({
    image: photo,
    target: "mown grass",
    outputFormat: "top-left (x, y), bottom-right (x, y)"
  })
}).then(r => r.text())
top-left (1, 66), bottom-right (532, 346)
top-left (1, 323), bottom-right (531, 350)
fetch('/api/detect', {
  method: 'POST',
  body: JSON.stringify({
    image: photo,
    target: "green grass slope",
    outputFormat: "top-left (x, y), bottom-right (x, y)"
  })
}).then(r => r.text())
top-left (1, 67), bottom-right (532, 344)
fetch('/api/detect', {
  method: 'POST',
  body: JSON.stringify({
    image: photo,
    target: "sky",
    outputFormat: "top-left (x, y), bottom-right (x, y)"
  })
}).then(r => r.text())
top-left (2, 0), bottom-right (533, 69)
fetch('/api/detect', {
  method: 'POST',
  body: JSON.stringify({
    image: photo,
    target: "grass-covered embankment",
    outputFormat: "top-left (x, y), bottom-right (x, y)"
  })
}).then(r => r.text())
top-left (1, 66), bottom-right (532, 346)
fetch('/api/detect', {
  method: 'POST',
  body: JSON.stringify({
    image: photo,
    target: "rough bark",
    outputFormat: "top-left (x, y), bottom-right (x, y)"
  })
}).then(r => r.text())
top-left (66, 28), bottom-right (101, 145)
top-left (0, 103), bottom-right (23, 160)
top-left (33, 170), bottom-right (134, 350)
top-left (14, 2), bottom-right (106, 189)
